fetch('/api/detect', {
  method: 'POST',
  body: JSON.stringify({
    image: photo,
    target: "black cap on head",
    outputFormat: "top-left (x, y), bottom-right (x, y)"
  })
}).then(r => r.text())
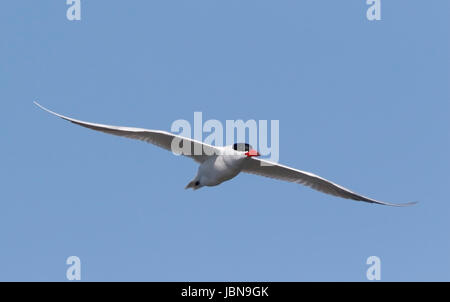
top-left (232, 143), bottom-right (252, 152)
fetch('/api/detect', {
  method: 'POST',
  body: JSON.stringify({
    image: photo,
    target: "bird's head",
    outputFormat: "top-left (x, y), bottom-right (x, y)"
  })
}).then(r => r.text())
top-left (230, 143), bottom-right (260, 157)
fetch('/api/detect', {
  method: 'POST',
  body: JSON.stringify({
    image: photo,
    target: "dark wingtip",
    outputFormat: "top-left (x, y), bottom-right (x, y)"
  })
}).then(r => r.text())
top-left (375, 200), bottom-right (418, 207)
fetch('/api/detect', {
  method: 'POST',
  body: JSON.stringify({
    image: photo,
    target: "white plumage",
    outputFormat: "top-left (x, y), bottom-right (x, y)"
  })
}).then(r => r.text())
top-left (35, 102), bottom-right (416, 207)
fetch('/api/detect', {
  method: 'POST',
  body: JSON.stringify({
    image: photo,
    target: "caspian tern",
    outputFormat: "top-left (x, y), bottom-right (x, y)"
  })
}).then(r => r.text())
top-left (35, 102), bottom-right (416, 207)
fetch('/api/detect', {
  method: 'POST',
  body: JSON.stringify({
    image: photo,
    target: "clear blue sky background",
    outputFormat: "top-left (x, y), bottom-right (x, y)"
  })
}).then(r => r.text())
top-left (1, 1), bottom-right (449, 281)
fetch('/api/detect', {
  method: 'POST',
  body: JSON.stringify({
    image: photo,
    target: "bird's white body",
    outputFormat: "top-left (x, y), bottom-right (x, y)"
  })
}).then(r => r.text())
top-left (189, 151), bottom-right (246, 189)
top-left (34, 101), bottom-right (416, 207)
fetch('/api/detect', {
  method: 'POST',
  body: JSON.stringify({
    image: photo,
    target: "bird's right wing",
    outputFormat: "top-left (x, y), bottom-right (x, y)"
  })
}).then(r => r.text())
top-left (243, 157), bottom-right (417, 207)
top-left (34, 102), bottom-right (219, 163)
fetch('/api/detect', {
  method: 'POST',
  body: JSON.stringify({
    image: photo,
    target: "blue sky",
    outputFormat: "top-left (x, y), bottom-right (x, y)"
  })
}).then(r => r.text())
top-left (1, 1), bottom-right (449, 281)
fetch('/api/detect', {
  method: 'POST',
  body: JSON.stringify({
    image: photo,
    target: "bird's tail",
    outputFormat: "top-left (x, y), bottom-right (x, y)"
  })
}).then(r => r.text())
top-left (185, 179), bottom-right (201, 190)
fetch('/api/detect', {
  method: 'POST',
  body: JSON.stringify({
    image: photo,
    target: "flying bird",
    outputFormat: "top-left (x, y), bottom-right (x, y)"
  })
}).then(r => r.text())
top-left (34, 102), bottom-right (416, 207)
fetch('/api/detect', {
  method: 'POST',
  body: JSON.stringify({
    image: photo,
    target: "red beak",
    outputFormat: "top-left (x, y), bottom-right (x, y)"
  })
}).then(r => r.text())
top-left (245, 149), bottom-right (260, 157)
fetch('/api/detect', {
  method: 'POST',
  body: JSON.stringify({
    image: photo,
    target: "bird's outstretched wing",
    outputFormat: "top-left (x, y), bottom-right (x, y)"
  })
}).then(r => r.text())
top-left (243, 157), bottom-right (416, 207)
top-left (34, 102), bottom-right (218, 163)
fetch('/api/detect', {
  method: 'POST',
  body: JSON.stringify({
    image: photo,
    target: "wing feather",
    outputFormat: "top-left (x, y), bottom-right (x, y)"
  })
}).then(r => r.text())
top-left (243, 157), bottom-right (416, 207)
top-left (34, 102), bottom-right (218, 163)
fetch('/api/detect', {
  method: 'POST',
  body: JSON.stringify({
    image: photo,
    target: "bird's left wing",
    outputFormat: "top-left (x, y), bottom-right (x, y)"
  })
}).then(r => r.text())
top-left (34, 102), bottom-right (219, 163)
top-left (243, 157), bottom-right (416, 207)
